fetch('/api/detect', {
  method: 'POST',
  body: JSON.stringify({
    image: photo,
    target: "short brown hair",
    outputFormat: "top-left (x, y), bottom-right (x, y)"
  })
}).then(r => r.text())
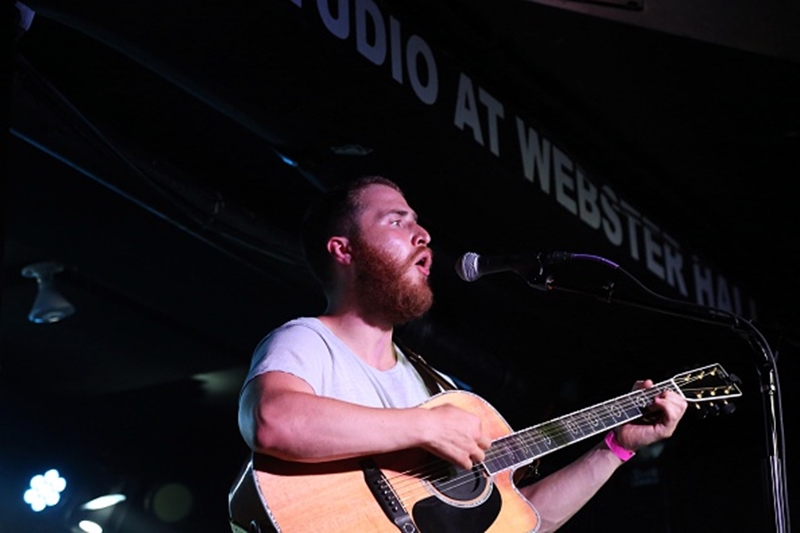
top-left (301, 176), bottom-right (403, 288)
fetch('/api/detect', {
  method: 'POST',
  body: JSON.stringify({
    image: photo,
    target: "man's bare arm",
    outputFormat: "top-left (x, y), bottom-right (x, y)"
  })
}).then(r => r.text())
top-left (238, 371), bottom-right (490, 468)
top-left (520, 383), bottom-right (688, 532)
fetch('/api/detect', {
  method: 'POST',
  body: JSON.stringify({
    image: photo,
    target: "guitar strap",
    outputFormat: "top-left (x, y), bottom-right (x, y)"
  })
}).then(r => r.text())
top-left (396, 341), bottom-right (457, 394)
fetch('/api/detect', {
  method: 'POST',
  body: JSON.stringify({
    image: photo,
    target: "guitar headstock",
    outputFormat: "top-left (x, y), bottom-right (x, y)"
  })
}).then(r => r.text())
top-left (671, 363), bottom-right (743, 418)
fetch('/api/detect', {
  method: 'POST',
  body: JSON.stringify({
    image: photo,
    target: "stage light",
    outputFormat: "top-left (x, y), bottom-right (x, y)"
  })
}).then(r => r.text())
top-left (67, 491), bottom-right (129, 533)
top-left (146, 481), bottom-right (194, 523)
top-left (24, 468), bottom-right (67, 512)
top-left (77, 520), bottom-right (103, 533)
top-left (81, 494), bottom-right (127, 511)
top-left (21, 261), bottom-right (75, 323)
top-left (278, 152), bottom-right (299, 167)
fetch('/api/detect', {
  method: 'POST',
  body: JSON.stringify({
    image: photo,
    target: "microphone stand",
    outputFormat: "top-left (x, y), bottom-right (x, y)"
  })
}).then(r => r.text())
top-left (518, 253), bottom-right (791, 533)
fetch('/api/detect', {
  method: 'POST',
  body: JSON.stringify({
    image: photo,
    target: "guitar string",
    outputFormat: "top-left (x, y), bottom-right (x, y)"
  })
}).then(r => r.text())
top-left (432, 367), bottom-right (732, 489)
top-left (391, 369), bottom-right (736, 500)
top-left (387, 383), bottom-right (672, 500)
top-left (386, 371), bottom-right (730, 503)
top-left (388, 381), bottom-right (682, 501)
top-left (280, 374), bottom-right (723, 503)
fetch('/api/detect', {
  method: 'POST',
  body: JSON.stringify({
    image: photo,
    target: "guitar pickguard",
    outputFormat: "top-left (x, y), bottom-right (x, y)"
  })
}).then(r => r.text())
top-left (413, 482), bottom-right (502, 532)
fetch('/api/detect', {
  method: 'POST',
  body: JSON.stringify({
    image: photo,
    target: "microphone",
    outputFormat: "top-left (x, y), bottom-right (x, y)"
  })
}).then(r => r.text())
top-left (455, 251), bottom-right (574, 282)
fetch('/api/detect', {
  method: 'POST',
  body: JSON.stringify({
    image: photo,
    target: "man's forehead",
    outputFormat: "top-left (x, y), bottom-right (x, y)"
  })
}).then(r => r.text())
top-left (359, 184), bottom-right (414, 215)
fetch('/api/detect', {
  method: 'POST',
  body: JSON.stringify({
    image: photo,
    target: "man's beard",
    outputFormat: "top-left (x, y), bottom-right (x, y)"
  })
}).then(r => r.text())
top-left (351, 235), bottom-right (434, 325)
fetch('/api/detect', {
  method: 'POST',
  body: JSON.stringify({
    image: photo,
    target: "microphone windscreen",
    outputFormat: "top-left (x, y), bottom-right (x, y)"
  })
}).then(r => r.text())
top-left (455, 252), bottom-right (480, 282)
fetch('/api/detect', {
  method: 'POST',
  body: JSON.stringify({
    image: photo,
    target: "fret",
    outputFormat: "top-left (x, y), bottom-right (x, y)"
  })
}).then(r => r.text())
top-left (564, 416), bottom-right (583, 438)
top-left (587, 410), bottom-right (601, 428)
top-left (605, 399), bottom-right (624, 420)
top-left (484, 431), bottom-right (540, 474)
top-left (633, 390), bottom-right (649, 409)
top-left (601, 395), bottom-right (643, 425)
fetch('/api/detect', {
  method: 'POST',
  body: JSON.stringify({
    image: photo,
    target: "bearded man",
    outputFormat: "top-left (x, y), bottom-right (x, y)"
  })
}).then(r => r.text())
top-left (236, 176), bottom-right (686, 532)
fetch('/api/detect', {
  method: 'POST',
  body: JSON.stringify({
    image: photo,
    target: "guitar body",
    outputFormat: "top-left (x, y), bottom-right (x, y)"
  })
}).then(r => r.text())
top-left (229, 391), bottom-right (540, 533)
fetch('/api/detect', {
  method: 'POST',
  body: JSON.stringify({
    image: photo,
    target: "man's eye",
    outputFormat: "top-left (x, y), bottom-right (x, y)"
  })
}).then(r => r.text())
top-left (390, 219), bottom-right (402, 226)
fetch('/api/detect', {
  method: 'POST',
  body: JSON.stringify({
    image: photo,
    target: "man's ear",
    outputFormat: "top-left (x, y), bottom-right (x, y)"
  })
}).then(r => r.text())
top-left (327, 236), bottom-right (353, 265)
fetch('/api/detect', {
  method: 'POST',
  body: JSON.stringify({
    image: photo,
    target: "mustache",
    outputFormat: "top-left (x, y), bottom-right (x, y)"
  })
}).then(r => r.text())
top-left (408, 247), bottom-right (433, 269)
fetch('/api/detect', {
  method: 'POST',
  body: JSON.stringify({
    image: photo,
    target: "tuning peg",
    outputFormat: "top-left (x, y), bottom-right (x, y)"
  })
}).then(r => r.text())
top-left (694, 401), bottom-right (737, 420)
top-left (694, 404), bottom-right (710, 420)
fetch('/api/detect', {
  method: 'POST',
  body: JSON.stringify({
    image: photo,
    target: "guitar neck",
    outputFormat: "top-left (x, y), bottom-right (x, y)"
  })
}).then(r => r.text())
top-left (483, 380), bottom-right (676, 475)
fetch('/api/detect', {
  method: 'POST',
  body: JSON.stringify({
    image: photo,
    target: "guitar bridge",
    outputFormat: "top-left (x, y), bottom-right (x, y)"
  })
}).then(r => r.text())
top-left (360, 459), bottom-right (418, 533)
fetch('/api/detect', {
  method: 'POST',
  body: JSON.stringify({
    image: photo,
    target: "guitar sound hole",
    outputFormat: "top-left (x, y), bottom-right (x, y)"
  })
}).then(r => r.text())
top-left (413, 464), bottom-right (501, 533)
top-left (430, 465), bottom-right (488, 502)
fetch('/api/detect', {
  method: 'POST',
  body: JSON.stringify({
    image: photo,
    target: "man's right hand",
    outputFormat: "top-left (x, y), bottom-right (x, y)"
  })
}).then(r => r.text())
top-left (420, 404), bottom-right (492, 470)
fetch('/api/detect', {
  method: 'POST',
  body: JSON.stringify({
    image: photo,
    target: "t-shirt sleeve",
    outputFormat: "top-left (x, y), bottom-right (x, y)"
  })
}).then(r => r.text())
top-left (243, 323), bottom-right (332, 394)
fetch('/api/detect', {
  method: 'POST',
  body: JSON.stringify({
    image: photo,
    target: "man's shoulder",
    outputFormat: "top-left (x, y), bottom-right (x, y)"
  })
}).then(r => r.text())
top-left (269, 316), bottom-right (326, 337)
top-left (255, 316), bottom-right (337, 352)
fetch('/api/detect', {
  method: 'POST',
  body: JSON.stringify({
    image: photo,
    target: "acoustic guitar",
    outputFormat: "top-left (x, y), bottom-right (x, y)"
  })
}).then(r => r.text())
top-left (229, 363), bottom-right (742, 533)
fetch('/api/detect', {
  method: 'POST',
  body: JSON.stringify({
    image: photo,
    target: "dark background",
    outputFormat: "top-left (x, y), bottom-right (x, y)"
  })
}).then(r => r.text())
top-left (3, 1), bottom-right (799, 531)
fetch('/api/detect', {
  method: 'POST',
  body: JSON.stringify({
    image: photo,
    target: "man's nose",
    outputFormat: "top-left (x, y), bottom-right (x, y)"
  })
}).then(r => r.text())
top-left (413, 223), bottom-right (431, 246)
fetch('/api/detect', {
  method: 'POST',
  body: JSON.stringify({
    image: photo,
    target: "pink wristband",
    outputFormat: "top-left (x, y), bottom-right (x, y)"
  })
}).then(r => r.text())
top-left (604, 430), bottom-right (636, 462)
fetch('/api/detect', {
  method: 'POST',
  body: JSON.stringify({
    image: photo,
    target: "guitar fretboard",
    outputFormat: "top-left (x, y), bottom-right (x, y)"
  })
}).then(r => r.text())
top-left (483, 381), bottom-right (676, 475)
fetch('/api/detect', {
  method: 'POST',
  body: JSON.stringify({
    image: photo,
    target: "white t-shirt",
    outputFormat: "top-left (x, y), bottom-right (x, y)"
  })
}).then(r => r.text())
top-left (243, 317), bottom-right (435, 408)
